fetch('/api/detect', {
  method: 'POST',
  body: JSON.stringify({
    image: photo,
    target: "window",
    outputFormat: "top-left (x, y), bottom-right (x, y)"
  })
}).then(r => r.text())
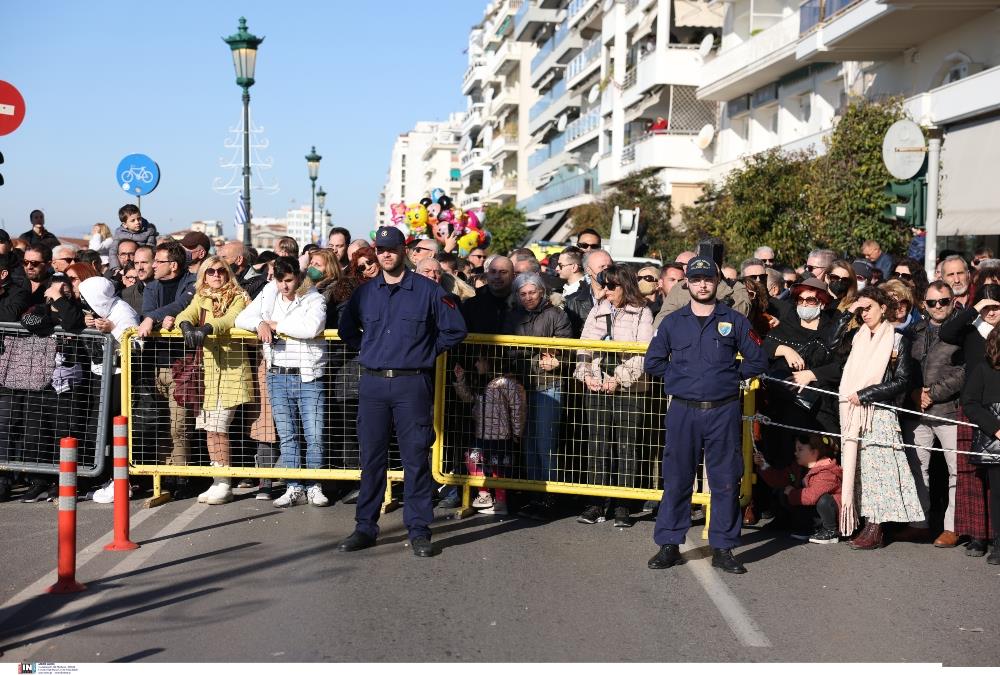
top-left (401, 169), bottom-right (406, 182)
top-left (401, 155), bottom-right (406, 167)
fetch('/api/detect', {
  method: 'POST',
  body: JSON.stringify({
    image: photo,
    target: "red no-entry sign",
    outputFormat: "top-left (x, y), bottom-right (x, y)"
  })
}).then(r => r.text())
top-left (0, 81), bottom-right (26, 136)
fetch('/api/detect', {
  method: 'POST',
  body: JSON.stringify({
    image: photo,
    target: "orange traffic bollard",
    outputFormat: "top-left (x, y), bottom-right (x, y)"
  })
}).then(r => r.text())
top-left (105, 416), bottom-right (138, 551)
top-left (47, 437), bottom-right (86, 594)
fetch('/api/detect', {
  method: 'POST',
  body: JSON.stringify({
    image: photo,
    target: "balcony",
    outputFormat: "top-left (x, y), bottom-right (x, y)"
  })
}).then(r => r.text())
top-left (905, 64), bottom-right (1000, 127)
top-left (488, 40), bottom-right (521, 77)
top-left (797, 0), bottom-right (1000, 63)
top-left (530, 21), bottom-right (583, 86)
top-left (621, 45), bottom-right (702, 109)
top-left (461, 104), bottom-right (485, 134)
top-left (565, 111), bottom-right (601, 148)
top-left (460, 148), bottom-right (486, 172)
top-left (489, 87), bottom-right (520, 116)
top-left (568, 0), bottom-right (599, 27)
top-left (462, 59), bottom-right (488, 95)
top-left (698, 12), bottom-right (800, 102)
top-left (527, 131), bottom-right (567, 173)
top-left (518, 168), bottom-right (599, 215)
top-left (529, 79), bottom-right (566, 128)
top-left (459, 192), bottom-right (483, 209)
top-left (566, 37), bottom-right (601, 88)
top-left (486, 175), bottom-right (519, 200)
top-left (489, 132), bottom-right (519, 158)
top-left (514, 0), bottom-right (560, 41)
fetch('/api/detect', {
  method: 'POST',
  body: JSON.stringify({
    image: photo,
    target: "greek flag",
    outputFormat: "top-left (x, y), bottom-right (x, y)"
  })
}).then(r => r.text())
top-left (235, 197), bottom-right (250, 241)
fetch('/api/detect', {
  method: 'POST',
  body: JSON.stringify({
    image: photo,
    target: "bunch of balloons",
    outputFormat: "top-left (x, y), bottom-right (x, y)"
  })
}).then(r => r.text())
top-left (384, 188), bottom-right (491, 256)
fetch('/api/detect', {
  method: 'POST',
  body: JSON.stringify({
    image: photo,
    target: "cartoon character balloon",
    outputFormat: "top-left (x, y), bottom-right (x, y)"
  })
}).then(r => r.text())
top-left (389, 202), bottom-right (407, 225)
top-left (404, 203), bottom-right (428, 231)
top-left (430, 187), bottom-right (446, 204)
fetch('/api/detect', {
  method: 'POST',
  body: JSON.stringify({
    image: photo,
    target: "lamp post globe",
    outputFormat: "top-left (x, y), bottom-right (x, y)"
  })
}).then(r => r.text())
top-left (305, 146), bottom-right (322, 243)
top-left (223, 17), bottom-right (264, 247)
top-left (316, 186), bottom-right (327, 237)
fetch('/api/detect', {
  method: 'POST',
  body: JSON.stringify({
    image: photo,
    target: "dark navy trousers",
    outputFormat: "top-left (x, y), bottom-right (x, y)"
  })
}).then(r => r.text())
top-left (654, 399), bottom-right (743, 549)
top-left (355, 373), bottom-right (436, 541)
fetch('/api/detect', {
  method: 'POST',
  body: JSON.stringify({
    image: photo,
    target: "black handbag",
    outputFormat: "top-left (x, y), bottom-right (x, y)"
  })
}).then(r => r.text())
top-left (971, 402), bottom-right (1000, 465)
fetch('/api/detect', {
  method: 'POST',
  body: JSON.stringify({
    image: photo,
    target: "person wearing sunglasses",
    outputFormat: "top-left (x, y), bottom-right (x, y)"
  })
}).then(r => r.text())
top-left (174, 256), bottom-right (252, 506)
top-left (902, 280), bottom-right (962, 548)
top-left (349, 248), bottom-right (381, 283)
top-left (753, 245), bottom-right (776, 268)
top-left (881, 279), bottom-right (920, 337)
top-left (406, 237), bottom-right (439, 268)
top-left (637, 264), bottom-right (662, 315)
top-left (890, 257), bottom-right (928, 305)
top-left (555, 249), bottom-right (585, 297)
top-left (645, 256), bottom-right (767, 574)
top-left (803, 249), bottom-right (835, 284)
top-left (466, 247), bottom-right (488, 275)
top-left (564, 249), bottom-right (612, 338)
top-left (22, 244), bottom-right (53, 305)
top-left (575, 264), bottom-right (654, 530)
top-left (576, 228), bottom-right (601, 251)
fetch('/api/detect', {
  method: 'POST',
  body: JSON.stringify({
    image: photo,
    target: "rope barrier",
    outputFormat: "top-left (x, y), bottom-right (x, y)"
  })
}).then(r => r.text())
top-left (758, 374), bottom-right (977, 428)
top-left (744, 413), bottom-right (996, 459)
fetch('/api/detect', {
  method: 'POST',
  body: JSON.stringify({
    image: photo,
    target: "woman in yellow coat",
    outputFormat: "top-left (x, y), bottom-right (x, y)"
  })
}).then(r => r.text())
top-left (175, 256), bottom-right (251, 505)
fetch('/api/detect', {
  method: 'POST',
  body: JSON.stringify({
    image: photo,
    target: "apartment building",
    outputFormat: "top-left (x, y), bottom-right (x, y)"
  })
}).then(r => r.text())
top-left (698, 0), bottom-right (1000, 244)
top-left (459, 0), bottom-right (539, 214)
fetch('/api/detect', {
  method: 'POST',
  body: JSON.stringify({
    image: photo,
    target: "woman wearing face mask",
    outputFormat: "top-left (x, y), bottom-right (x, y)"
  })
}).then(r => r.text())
top-left (940, 283), bottom-right (1000, 556)
top-left (838, 287), bottom-right (922, 549)
top-left (762, 278), bottom-right (841, 468)
top-left (303, 249), bottom-right (342, 328)
top-left (825, 259), bottom-right (858, 314)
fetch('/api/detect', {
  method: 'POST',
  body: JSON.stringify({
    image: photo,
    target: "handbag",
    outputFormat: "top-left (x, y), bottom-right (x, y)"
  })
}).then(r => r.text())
top-left (171, 308), bottom-right (207, 414)
top-left (0, 333), bottom-right (58, 391)
top-left (971, 402), bottom-right (1000, 465)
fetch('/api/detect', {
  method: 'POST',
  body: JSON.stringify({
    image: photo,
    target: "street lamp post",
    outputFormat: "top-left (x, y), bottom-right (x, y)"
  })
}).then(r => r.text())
top-left (223, 17), bottom-right (264, 247)
top-left (316, 185), bottom-right (327, 242)
top-left (305, 146), bottom-right (322, 243)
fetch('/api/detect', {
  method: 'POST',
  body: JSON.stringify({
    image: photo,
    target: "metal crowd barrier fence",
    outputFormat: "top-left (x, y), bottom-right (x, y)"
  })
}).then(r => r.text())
top-left (119, 328), bottom-right (404, 505)
top-left (0, 322), bottom-right (115, 479)
top-left (431, 334), bottom-right (757, 526)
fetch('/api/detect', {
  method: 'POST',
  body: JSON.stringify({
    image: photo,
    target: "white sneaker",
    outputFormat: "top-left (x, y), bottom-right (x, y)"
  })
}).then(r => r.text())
top-left (197, 480), bottom-right (217, 504)
top-left (92, 479), bottom-right (115, 504)
top-left (472, 493), bottom-right (494, 510)
top-left (306, 483), bottom-right (329, 507)
top-left (204, 480), bottom-right (233, 505)
top-left (480, 501), bottom-right (508, 516)
top-left (273, 485), bottom-right (307, 508)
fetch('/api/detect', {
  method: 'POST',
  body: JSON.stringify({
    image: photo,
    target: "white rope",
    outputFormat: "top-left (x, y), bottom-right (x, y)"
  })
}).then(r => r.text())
top-left (759, 374), bottom-right (977, 428)
top-left (744, 413), bottom-right (996, 459)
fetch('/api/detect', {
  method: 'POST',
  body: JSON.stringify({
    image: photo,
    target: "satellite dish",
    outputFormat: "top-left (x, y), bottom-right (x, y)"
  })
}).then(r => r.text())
top-left (697, 34), bottom-right (715, 59)
top-left (557, 114), bottom-right (568, 132)
top-left (589, 153), bottom-right (601, 169)
top-left (882, 119), bottom-right (926, 180)
top-left (588, 84), bottom-right (600, 104)
top-left (603, 0), bottom-right (615, 13)
top-left (696, 124), bottom-right (716, 150)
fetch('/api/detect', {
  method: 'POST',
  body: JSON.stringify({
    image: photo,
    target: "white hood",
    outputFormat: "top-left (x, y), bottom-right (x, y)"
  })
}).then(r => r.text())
top-left (79, 277), bottom-right (139, 340)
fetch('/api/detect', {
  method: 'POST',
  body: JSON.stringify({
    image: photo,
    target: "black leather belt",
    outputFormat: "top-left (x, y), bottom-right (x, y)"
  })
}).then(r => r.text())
top-left (673, 394), bottom-right (739, 410)
top-left (268, 366), bottom-right (301, 375)
top-left (362, 368), bottom-right (424, 378)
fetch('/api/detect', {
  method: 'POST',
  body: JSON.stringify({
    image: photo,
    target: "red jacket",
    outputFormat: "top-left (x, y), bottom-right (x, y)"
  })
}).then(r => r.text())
top-left (759, 458), bottom-right (842, 509)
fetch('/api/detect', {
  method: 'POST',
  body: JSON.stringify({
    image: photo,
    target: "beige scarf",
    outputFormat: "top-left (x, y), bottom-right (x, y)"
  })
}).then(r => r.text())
top-left (838, 320), bottom-right (895, 439)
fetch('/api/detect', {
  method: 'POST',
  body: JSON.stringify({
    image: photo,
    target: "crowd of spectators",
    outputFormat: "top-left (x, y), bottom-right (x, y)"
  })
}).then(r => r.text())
top-left (0, 207), bottom-right (998, 565)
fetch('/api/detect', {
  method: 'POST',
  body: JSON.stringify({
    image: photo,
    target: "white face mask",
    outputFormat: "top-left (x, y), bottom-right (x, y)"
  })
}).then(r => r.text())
top-left (856, 280), bottom-right (866, 292)
top-left (797, 305), bottom-right (821, 322)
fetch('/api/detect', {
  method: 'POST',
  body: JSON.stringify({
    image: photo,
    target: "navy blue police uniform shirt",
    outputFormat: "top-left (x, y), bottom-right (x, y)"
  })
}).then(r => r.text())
top-left (644, 302), bottom-right (767, 401)
top-left (338, 268), bottom-right (468, 370)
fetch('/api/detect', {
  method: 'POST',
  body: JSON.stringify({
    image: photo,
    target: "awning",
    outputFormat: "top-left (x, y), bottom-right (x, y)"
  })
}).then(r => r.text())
top-left (938, 116), bottom-right (1000, 236)
top-left (531, 209), bottom-right (569, 241)
top-left (635, 10), bottom-right (657, 42)
top-left (673, 0), bottom-right (724, 28)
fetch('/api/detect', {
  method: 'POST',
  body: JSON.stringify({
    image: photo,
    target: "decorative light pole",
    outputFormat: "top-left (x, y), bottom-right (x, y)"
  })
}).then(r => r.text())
top-left (316, 185), bottom-right (327, 242)
top-left (223, 17), bottom-right (264, 247)
top-left (305, 146), bottom-right (322, 243)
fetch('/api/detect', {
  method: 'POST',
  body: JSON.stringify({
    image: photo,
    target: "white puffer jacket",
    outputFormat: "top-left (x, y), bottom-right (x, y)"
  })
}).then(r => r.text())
top-left (236, 282), bottom-right (328, 381)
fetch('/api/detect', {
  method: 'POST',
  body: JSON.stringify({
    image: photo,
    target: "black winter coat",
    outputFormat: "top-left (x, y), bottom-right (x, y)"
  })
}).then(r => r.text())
top-left (909, 319), bottom-right (964, 417)
top-left (855, 331), bottom-right (915, 407)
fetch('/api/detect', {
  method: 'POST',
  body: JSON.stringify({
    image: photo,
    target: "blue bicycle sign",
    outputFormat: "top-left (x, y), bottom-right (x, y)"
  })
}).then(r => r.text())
top-left (115, 154), bottom-right (160, 196)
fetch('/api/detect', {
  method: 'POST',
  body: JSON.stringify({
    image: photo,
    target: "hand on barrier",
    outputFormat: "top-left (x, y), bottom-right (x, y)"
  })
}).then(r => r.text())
top-left (94, 318), bottom-right (115, 334)
top-left (137, 317), bottom-right (155, 338)
top-left (257, 320), bottom-right (275, 344)
top-left (182, 323), bottom-right (213, 349)
top-left (161, 316), bottom-right (176, 331)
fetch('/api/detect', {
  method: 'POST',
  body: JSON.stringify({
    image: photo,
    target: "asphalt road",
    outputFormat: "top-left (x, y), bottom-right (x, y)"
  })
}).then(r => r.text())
top-left (0, 487), bottom-right (997, 665)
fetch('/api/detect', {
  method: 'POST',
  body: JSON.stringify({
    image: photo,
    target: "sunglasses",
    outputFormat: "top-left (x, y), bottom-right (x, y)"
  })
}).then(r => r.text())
top-left (891, 271), bottom-right (913, 281)
top-left (925, 298), bottom-right (952, 308)
top-left (637, 274), bottom-right (658, 283)
top-left (204, 267), bottom-right (228, 277)
top-left (577, 242), bottom-right (600, 250)
top-left (803, 264), bottom-right (821, 274)
top-left (54, 257), bottom-right (76, 263)
top-left (759, 258), bottom-right (775, 265)
top-left (375, 246), bottom-right (397, 254)
top-left (604, 281), bottom-right (620, 290)
top-left (124, 275), bottom-right (138, 282)
top-left (743, 274), bottom-right (767, 285)
top-left (796, 297), bottom-right (821, 307)
top-left (827, 273), bottom-right (849, 283)
top-left (414, 247), bottom-right (436, 254)
top-left (22, 260), bottom-right (45, 267)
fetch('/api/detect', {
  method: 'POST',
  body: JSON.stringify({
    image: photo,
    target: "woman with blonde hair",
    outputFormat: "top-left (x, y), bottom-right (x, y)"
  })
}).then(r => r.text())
top-left (173, 256), bottom-right (252, 505)
top-left (88, 222), bottom-right (113, 264)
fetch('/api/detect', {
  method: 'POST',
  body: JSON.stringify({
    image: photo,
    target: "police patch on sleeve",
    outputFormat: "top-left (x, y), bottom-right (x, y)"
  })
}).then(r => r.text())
top-left (717, 322), bottom-right (732, 337)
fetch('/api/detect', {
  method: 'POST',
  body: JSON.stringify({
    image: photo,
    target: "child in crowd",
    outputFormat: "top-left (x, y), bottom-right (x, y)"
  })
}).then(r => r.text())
top-left (109, 204), bottom-right (158, 270)
top-left (453, 356), bottom-right (526, 516)
top-left (754, 433), bottom-right (843, 544)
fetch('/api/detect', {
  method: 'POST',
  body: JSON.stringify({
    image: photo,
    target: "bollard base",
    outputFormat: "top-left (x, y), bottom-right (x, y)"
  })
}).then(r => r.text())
top-left (46, 579), bottom-right (86, 594)
top-left (104, 540), bottom-right (140, 551)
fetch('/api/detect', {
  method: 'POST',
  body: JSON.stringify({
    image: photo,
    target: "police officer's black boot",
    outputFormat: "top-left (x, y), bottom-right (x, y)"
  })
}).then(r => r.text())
top-left (648, 544), bottom-right (683, 570)
top-left (711, 547), bottom-right (747, 574)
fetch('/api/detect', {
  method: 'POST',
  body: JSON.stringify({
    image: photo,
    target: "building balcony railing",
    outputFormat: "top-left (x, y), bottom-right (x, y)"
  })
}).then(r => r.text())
top-left (565, 111), bottom-right (600, 144)
top-left (698, 11), bottom-right (800, 101)
top-left (518, 168), bottom-right (599, 214)
top-left (567, 37), bottom-right (601, 83)
top-left (800, 0), bottom-right (863, 34)
top-left (527, 132), bottom-right (567, 171)
top-left (530, 79), bottom-right (567, 123)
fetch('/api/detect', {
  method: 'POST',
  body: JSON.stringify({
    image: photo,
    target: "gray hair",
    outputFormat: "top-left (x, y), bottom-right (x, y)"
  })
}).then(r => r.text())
top-left (582, 249), bottom-right (612, 274)
top-left (807, 249), bottom-right (835, 268)
top-left (53, 243), bottom-right (79, 257)
top-left (740, 258), bottom-right (764, 274)
top-left (754, 245), bottom-right (775, 257)
top-left (512, 272), bottom-right (546, 296)
top-left (942, 254), bottom-right (969, 272)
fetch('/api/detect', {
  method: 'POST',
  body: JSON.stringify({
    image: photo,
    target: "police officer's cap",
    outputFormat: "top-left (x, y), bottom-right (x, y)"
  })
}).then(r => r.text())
top-left (374, 226), bottom-right (406, 248)
top-left (686, 255), bottom-right (719, 279)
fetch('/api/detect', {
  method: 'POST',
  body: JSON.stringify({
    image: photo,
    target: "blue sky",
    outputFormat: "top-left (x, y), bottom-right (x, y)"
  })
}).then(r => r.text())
top-left (0, 1), bottom-right (484, 240)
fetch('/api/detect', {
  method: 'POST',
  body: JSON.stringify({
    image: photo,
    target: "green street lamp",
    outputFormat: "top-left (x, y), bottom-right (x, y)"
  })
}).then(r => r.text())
top-left (316, 185), bottom-right (327, 239)
top-left (223, 17), bottom-right (264, 247)
top-left (305, 146), bottom-right (322, 243)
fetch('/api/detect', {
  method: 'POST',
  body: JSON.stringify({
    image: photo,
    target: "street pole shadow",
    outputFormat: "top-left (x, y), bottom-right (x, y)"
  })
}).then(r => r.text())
top-left (111, 648), bottom-right (165, 662)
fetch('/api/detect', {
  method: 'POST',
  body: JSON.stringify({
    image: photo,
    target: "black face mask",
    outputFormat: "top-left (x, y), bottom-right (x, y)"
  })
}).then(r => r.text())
top-left (828, 279), bottom-right (850, 297)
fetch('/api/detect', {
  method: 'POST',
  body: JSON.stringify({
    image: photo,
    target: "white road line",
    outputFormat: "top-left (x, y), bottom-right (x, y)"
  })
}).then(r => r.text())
top-left (1, 499), bottom-right (206, 657)
top-left (682, 533), bottom-right (772, 648)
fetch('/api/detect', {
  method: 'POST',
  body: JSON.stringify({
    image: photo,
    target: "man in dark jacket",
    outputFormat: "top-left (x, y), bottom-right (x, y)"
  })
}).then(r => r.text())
top-left (902, 280), bottom-right (964, 547)
top-left (219, 240), bottom-right (267, 300)
top-left (564, 249), bottom-right (611, 338)
top-left (461, 255), bottom-right (515, 334)
top-left (20, 210), bottom-right (61, 250)
top-left (0, 253), bottom-right (31, 322)
top-left (122, 245), bottom-right (153, 314)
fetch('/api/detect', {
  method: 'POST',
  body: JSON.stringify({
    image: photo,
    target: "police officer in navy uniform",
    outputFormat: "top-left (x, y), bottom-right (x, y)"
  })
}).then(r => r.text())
top-left (336, 226), bottom-right (467, 558)
top-left (644, 256), bottom-right (767, 573)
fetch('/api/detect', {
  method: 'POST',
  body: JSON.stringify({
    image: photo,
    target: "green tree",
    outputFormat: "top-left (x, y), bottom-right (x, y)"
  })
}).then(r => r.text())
top-left (484, 203), bottom-right (529, 255)
top-left (569, 168), bottom-right (676, 260)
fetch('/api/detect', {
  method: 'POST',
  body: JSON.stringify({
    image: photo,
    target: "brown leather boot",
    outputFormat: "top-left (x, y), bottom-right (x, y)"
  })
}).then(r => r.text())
top-left (851, 522), bottom-right (884, 550)
top-left (849, 521), bottom-right (871, 546)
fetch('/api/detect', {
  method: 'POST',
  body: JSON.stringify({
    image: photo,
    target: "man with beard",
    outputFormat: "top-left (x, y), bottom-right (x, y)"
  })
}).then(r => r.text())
top-left (644, 256), bottom-right (767, 574)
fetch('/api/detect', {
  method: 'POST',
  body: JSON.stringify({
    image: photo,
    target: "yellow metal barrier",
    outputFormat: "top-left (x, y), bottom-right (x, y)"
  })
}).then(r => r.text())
top-left (120, 328), bottom-right (403, 507)
top-left (431, 333), bottom-right (757, 535)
